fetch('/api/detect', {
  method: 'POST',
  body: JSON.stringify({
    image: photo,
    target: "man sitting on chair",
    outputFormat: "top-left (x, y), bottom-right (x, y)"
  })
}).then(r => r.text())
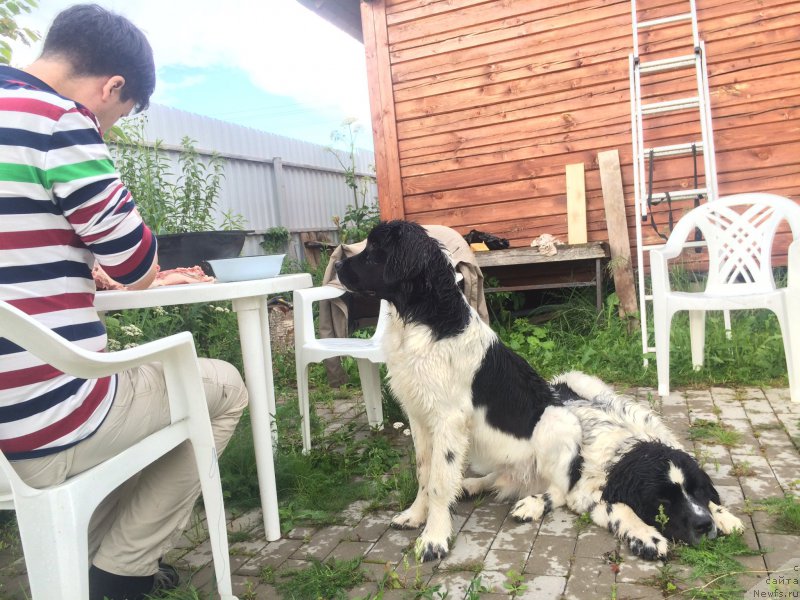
top-left (0, 5), bottom-right (247, 599)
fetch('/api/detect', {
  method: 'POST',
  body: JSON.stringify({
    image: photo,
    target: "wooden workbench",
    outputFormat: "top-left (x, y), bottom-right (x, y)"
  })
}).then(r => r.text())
top-left (473, 241), bottom-right (610, 312)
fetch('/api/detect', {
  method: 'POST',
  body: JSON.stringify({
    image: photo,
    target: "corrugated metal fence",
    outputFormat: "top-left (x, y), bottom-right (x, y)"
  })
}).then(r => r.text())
top-left (121, 104), bottom-right (377, 259)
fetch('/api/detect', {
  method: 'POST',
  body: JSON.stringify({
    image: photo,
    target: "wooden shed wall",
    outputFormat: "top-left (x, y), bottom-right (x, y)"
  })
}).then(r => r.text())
top-left (360, 0), bottom-right (799, 264)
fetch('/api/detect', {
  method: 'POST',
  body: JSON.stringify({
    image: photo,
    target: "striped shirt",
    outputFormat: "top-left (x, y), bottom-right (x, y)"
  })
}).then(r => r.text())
top-left (0, 66), bottom-right (157, 460)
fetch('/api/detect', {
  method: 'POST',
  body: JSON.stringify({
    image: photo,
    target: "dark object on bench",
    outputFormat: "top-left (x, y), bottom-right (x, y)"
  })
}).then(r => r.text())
top-left (463, 230), bottom-right (510, 250)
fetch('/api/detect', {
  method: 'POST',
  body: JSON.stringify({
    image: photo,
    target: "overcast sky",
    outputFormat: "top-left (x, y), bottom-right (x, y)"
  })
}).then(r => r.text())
top-left (12, 0), bottom-right (373, 149)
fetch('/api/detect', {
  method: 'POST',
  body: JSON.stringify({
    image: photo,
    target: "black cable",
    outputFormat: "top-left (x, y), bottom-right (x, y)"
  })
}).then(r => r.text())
top-left (646, 149), bottom-right (669, 240)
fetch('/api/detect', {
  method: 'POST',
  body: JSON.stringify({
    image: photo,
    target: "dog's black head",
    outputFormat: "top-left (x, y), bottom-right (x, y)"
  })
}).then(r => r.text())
top-left (602, 441), bottom-right (721, 546)
top-left (336, 220), bottom-right (470, 339)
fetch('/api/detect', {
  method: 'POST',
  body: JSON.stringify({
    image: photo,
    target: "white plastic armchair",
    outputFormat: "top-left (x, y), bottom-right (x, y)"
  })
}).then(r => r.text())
top-left (0, 301), bottom-right (238, 600)
top-left (293, 286), bottom-right (388, 453)
top-left (650, 193), bottom-right (800, 402)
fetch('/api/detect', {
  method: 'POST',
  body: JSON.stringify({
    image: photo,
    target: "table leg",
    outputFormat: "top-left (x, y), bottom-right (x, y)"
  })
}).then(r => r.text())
top-left (232, 297), bottom-right (281, 541)
top-left (595, 258), bottom-right (603, 313)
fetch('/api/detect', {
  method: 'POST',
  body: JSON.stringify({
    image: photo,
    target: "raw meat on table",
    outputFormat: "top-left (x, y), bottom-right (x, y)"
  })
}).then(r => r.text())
top-left (152, 266), bottom-right (215, 287)
top-left (92, 264), bottom-right (215, 290)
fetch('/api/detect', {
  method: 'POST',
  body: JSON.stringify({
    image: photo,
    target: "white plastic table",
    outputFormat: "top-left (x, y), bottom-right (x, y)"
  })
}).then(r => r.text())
top-left (94, 274), bottom-right (312, 541)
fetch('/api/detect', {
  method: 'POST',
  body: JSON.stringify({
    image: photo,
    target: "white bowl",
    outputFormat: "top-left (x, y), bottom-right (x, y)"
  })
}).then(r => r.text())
top-left (204, 254), bottom-right (285, 282)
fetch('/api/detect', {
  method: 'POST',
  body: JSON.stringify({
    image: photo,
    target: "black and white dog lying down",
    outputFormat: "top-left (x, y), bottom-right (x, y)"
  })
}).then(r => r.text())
top-left (335, 220), bottom-right (742, 562)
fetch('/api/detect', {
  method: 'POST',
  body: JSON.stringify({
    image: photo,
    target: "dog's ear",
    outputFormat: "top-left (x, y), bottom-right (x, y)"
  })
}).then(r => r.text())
top-left (380, 222), bottom-right (426, 280)
top-left (693, 462), bottom-right (721, 505)
top-left (384, 225), bottom-right (433, 286)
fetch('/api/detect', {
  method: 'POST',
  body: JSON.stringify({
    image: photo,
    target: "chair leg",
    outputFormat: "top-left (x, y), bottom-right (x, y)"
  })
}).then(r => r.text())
top-left (723, 309), bottom-right (732, 340)
top-left (356, 359), bottom-right (384, 430)
top-left (296, 361), bottom-right (312, 453)
top-left (653, 304), bottom-right (674, 398)
top-left (788, 311), bottom-right (800, 404)
top-left (189, 435), bottom-right (237, 600)
top-left (16, 493), bottom-right (91, 599)
top-left (773, 299), bottom-right (799, 403)
top-left (689, 309), bottom-right (706, 370)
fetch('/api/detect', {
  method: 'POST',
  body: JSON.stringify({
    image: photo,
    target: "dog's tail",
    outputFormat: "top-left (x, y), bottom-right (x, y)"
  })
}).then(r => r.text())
top-left (550, 370), bottom-right (614, 403)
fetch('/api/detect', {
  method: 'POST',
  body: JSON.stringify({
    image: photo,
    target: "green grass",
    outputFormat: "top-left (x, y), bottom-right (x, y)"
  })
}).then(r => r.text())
top-left (753, 494), bottom-right (800, 534)
top-left (218, 390), bottom-right (414, 529)
top-left (672, 532), bottom-right (764, 599)
top-left (649, 563), bottom-right (682, 595)
top-left (146, 587), bottom-right (206, 600)
top-left (687, 419), bottom-right (743, 447)
top-left (730, 461), bottom-right (756, 478)
top-left (491, 286), bottom-right (790, 389)
top-left (275, 557), bottom-right (367, 600)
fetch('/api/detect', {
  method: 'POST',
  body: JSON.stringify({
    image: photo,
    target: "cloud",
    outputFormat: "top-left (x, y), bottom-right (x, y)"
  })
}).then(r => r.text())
top-left (13, 0), bottom-right (370, 122)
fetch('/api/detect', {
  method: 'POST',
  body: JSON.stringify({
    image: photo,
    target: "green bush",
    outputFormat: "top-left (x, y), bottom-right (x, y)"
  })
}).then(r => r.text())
top-left (110, 120), bottom-right (239, 234)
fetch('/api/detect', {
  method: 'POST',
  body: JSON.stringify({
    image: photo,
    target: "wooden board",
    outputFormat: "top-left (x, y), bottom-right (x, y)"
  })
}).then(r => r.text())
top-left (473, 241), bottom-right (607, 268)
top-left (598, 149), bottom-right (639, 322)
top-left (566, 163), bottom-right (587, 244)
top-left (361, 0), bottom-right (404, 220)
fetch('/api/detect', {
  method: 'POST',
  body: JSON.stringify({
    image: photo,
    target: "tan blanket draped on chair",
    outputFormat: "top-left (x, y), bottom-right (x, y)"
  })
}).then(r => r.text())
top-left (318, 224), bottom-right (489, 385)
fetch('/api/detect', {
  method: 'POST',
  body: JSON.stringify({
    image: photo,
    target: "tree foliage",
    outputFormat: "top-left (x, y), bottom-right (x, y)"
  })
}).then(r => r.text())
top-left (0, 0), bottom-right (40, 65)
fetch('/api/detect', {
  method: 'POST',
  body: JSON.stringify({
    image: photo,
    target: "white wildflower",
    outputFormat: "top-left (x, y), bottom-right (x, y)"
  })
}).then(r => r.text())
top-left (120, 324), bottom-right (143, 338)
top-left (107, 338), bottom-right (121, 351)
top-left (403, 428), bottom-right (411, 437)
top-left (123, 342), bottom-right (139, 349)
top-left (153, 306), bottom-right (167, 316)
top-left (393, 421), bottom-right (405, 430)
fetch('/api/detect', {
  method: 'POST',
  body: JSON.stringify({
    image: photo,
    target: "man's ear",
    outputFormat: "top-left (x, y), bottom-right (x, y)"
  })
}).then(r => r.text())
top-left (101, 75), bottom-right (126, 101)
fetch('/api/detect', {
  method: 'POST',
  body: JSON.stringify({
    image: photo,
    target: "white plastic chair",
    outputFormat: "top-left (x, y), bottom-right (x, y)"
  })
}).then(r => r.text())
top-left (0, 301), bottom-right (238, 600)
top-left (650, 193), bottom-right (800, 402)
top-left (293, 286), bottom-right (388, 452)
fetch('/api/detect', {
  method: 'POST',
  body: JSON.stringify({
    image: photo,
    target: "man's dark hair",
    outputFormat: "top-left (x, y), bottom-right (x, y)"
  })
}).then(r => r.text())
top-left (41, 4), bottom-right (155, 112)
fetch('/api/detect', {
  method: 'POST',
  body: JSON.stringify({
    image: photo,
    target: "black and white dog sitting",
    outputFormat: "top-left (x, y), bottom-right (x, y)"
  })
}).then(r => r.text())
top-left (335, 220), bottom-right (742, 562)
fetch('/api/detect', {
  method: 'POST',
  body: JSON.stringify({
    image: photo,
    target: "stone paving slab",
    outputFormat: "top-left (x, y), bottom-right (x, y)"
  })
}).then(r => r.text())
top-left (1, 385), bottom-right (799, 600)
top-left (525, 535), bottom-right (574, 576)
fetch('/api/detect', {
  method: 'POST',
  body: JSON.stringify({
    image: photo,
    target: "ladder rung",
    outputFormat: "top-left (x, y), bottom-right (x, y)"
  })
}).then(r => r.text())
top-left (649, 187), bottom-right (707, 202)
top-left (644, 142), bottom-right (704, 158)
top-left (638, 54), bottom-right (697, 74)
top-left (641, 97), bottom-right (700, 114)
top-left (637, 13), bottom-right (693, 29)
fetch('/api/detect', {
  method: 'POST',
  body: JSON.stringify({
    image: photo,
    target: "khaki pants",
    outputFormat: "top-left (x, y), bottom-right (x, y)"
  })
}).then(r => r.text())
top-left (11, 358), bottom-right (248, 577)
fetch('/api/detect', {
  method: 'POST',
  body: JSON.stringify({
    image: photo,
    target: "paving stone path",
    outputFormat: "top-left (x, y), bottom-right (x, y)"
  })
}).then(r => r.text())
top-left (1, 386), bottom-right (798, 599)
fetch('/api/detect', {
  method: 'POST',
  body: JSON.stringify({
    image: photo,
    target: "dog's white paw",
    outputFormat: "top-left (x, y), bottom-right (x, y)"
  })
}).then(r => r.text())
top-left (511, 495), bottom-right (547, 523)
top-left (414, 533), bottom-right (449, 562)
top-left (605, 503), bottom-right (669, 560)
top-left (391, 507), bottom-right (425, 530)
top-left (710, 503), bottom-right (744, 535)
top-left (461, 477), bottom-right (486, 498)
top-left (626, 530), bottom-right (669, 561)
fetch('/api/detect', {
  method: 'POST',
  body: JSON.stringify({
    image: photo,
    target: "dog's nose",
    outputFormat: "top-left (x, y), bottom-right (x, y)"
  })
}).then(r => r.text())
top-left (694, 514), bottom-right (715, 538)
top-left (334, 260), bottom-right (343, 272)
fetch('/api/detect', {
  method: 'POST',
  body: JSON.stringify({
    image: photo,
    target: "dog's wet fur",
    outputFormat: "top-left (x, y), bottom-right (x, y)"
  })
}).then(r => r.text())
top-left (336, 220), bottom-right (743, 561)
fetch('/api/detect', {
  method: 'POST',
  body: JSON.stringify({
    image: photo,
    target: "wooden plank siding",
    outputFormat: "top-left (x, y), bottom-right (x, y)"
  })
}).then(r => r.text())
top-left (361, 0), bottom-right (799, 268)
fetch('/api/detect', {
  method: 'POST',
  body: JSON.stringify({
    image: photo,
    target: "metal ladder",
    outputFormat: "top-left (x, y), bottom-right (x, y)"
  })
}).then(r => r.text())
top-left (629, 0), bottom-right (719, 365)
